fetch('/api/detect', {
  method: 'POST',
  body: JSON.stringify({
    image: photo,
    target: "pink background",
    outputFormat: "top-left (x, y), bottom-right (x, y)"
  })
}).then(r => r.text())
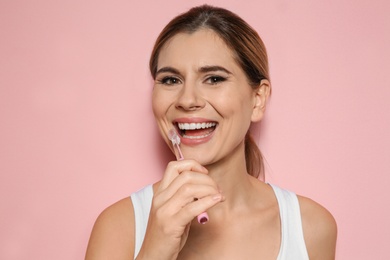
top-left (1, 0), bottom-right (389, 259)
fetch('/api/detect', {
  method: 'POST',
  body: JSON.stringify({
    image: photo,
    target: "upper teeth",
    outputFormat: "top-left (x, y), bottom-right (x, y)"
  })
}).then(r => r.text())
top-left (178, 122), bottom-right (216, 130)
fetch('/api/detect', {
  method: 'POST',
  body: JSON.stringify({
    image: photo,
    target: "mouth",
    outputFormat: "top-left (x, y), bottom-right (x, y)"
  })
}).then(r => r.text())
top-left (175, 121), bottom-right (218, 140)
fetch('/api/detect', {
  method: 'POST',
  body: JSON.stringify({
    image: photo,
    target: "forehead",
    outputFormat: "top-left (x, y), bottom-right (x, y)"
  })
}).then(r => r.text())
top-left (157, 29), bottom-right (238, 69)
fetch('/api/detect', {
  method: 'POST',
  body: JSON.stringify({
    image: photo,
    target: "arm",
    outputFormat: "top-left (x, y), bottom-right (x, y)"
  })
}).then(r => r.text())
top-left (136, 160), bottom-right (223, 259)
top-left (85, 160), bottom-right (223, 260)
top-left (85, 198), bottom-right (135, 260)
top-left (299, 196), bottom-right (338, 260)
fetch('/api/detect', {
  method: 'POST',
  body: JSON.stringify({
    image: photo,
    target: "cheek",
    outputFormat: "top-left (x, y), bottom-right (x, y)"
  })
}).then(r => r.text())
top-left (151, 92), bottom-right (160, 117)
top-left (151, 89), bottom-right (168, 117)
top-left (209, 93), bottom-right (252, 118)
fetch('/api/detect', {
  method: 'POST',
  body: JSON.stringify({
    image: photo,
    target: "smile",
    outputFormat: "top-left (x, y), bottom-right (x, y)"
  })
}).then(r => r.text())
top-left (177, 122), bottom-right (217, 140)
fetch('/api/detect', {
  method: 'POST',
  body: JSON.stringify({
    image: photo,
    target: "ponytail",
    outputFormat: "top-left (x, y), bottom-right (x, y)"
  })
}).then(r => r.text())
top-left (245, 132), bottom-right (264, 179)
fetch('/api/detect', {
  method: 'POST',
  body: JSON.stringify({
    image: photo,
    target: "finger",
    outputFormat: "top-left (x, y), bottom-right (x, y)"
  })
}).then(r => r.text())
top-left (175, 193), bottom-right (224, 225)
top-left (161, 183), bottom-right (221, 213)
top-left (159, 160), bottom-right (208, 191)
top-left (157, 170), bottom-right (218, 204)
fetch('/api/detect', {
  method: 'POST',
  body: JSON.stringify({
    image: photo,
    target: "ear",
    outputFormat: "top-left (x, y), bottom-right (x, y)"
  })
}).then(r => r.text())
top-left (251, 79), bottom-right (271, 122)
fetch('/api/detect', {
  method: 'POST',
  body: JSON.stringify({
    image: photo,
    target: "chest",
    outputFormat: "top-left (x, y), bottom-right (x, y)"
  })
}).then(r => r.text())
top-left (178, 212), bottom-right (281, 259)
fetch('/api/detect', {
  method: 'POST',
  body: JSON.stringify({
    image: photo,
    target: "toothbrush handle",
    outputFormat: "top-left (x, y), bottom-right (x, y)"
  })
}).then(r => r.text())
top-left (175, 144), bottom-right (184, 161)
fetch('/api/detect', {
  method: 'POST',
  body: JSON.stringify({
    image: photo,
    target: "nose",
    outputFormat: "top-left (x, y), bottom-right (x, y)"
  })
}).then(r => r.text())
top-left (175, 82), bottom-right (205, 111)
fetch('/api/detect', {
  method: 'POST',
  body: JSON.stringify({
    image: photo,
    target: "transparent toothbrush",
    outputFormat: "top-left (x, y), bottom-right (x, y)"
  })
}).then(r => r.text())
top-left (168, 129), bottom-right (209, 224)
top-left (168, 129), bottom-right (184, 161)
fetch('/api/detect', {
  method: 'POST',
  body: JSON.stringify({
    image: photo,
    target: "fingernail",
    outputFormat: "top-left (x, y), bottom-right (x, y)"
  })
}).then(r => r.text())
top-left (198, 212), bottom-right (209, 224)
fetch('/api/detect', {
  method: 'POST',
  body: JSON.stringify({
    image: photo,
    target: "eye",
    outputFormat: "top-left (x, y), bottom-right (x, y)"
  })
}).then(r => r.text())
top-left (205, 76), bottom-right (227, 85)
top-left (158, 76), bottom-right (181, 85)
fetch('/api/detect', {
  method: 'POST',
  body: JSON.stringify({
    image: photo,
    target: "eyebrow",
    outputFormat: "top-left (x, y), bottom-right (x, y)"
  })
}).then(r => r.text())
top-left (155, 65), bottom-right (232, 76)
top-left (156, 66), bottom-right (181, 76)
top-left (198, 65), bottom-right (232, 75)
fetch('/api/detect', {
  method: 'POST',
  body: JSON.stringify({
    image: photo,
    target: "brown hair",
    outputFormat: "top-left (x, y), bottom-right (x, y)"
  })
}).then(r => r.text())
top-left (149, 5), bottom-right (270, 179)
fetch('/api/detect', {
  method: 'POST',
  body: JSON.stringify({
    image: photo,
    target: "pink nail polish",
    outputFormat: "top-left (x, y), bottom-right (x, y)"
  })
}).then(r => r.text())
top-left (197, 212), bottom-right (209, 224)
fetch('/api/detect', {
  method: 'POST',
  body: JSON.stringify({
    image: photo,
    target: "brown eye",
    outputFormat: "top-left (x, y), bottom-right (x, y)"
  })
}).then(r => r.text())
top-left (206, 76), bottom-right (226, 85)
top-left (160, 76), bottom-right (181, 85)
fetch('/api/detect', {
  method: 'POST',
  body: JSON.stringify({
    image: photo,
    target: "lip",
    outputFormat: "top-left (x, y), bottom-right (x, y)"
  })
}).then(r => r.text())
top-left (172, 117), bottom-right (218, 146)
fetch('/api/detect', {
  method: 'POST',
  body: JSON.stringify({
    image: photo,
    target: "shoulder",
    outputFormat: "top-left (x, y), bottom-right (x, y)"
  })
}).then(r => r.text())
top-left (298, 195), bottom-right (337, 260)
top-left (85, 197), bottom-right (135, 260)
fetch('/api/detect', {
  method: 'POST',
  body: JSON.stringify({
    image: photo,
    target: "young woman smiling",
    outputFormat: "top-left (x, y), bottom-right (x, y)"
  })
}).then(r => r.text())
top-left (86, 5), bottom-right (337, 260)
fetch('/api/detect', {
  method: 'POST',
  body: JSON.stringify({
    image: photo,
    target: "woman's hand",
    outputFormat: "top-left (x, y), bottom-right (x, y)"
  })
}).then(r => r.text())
top-left (136, 159), bottom-right (223, 260)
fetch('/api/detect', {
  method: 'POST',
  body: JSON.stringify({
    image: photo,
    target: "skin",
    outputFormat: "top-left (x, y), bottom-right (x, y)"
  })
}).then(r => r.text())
top-left (85, 29), bottom-right (337, 259)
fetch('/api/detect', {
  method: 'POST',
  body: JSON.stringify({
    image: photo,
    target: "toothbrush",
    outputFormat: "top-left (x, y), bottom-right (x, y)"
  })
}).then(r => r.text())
top-left (168, 129), bottom-right (209, 224)
top-left (168, 129), bottom-right (184, 161)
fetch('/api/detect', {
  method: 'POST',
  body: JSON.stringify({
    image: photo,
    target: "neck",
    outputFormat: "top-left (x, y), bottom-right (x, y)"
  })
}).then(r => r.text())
top-left (205, 141), bottom-right (256, 212)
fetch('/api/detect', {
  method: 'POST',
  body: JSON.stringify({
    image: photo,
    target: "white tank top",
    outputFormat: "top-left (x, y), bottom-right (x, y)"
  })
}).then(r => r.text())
top-left (130, 184), bottom-right (309, 259)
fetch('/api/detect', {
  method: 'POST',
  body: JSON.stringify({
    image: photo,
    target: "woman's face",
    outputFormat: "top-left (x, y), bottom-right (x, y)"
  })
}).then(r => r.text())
top-left (152, 29), bottom-right (268, 165)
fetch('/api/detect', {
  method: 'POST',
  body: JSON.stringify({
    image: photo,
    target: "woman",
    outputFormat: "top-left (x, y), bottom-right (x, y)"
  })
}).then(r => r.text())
top-left (86, 5), bottom-right (337, 259)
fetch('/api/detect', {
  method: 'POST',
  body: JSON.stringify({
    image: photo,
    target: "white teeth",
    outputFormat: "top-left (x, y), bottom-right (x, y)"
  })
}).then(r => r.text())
top-left (183, 133), bottom-right (210, 139)
top-left (177, 122), bottom-right (217, 130)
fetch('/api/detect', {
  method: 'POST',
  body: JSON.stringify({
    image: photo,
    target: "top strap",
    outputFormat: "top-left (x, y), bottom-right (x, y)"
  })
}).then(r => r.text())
top-left (130, 184), bottom-right (153, 258)
top-left (269, 184), bottom-right (309, 260)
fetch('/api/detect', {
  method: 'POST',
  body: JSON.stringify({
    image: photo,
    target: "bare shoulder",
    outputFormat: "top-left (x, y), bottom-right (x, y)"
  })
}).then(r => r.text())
top-left (85, 197), bottom-right (135, 260)
top-left (298, 195), bottom-right (337, 260)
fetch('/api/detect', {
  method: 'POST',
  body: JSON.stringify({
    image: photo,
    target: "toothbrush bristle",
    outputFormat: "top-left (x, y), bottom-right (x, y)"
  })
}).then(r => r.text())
top-left (168, 129), bottom-right (180, 145)
top-left (168, 129), bottom-right (176, 140)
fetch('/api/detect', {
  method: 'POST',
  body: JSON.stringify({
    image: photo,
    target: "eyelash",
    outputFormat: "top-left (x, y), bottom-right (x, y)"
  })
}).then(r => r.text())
top-left (156, 75), bottom-right (227, 86)
top-left (205, 76), bottom-right (227, 85)
top-left (158, 76), bottom-right (181, 85)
